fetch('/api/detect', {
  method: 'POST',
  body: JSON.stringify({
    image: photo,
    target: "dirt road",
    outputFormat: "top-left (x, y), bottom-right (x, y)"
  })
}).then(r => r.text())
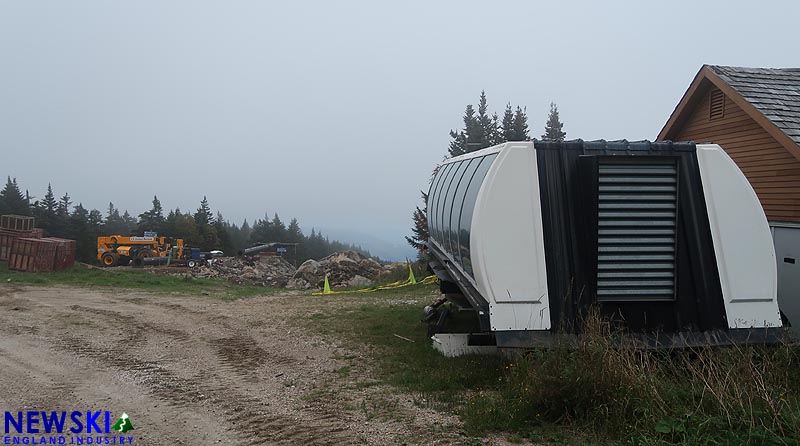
top-left (0, 286), bottom-right (467, 445)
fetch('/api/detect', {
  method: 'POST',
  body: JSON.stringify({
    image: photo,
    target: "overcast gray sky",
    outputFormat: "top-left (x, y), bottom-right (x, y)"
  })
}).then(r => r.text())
top-left (1, 1), bottom-right (798, 259)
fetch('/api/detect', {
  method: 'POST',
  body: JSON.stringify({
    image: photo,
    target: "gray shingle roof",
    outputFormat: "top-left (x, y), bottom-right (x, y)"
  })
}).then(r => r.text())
top-left (709, 65), bottom-right (800, 146)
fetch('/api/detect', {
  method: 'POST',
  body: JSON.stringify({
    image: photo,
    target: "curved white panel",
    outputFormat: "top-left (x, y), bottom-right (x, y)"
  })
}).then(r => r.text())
top-left (696, 144), bottom-right (782, 328)
top-left (471, 142), bottom-right (550, 331)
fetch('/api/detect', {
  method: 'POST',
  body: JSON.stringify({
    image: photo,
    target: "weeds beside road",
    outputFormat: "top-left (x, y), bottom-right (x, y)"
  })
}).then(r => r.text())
top-left (308, 288), bottom-right (800, 446)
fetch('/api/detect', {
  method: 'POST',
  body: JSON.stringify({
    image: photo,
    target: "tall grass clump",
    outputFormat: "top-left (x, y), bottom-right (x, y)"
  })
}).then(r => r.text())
top-left (461, 308), bottom-right (800, 445)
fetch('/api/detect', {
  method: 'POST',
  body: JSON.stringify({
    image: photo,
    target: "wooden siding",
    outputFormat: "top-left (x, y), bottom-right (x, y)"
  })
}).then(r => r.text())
top-left (673, 87), bottom-right (800, 222)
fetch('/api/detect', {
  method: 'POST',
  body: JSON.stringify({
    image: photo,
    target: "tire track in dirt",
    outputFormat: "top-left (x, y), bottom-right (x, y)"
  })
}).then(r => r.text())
top-left (48, 308), bottom-right (360, 445)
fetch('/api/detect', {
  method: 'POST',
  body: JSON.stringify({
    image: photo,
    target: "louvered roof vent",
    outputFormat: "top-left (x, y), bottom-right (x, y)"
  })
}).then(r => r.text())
top-left (710, 88), bottom-right (725, 120)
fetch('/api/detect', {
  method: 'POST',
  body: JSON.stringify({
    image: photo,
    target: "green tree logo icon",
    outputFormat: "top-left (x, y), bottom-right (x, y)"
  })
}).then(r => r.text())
top-left (112, 413), bottom-right (134, 433)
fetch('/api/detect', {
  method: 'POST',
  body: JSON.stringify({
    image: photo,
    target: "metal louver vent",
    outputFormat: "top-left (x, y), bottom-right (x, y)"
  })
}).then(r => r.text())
top-left (596, 160), bottom-right (678, 302)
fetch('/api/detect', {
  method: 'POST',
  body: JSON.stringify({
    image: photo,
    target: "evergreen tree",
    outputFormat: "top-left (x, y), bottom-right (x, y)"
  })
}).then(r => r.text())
top-left (240, 219), bottom-right (251, 244)
top-left (448, 104), bottom-right (476, 157)
top-left (191, 196), bottom-right (218, 250)
top-left (104, 202), bottom-right (127, 235)
top-left (501, 103), bottom-right (515, 142)
top-left (489, 113), bottom-right (502, 146)
top-left (54, 192), bottom-right (72, 235)
top-left (270, 213), bottom-right (286, 241)
top-left (137, 195), bottom-right (164, 234)
top-left (541, 102), bottom-right (566, 141)
top-left (512, 106), bottom-right (530, 141)
top-left (121, 210), bottom-right (137, 235)
top-left (213, 212), bottom-right (233, 254)
top-left (194, 196), bottom-right (214, 226)
top-left (173, 211), bottom-right (202, 247)
top-left (0, 177), bottom-right (31, 216)
top-left (161, 208), bottom-right (179, 238)
top-left (58, 193), bottom-right (72, 218)
top-left (476, 91), bottom-right (497, 149)
top-left (32, 184), bottom-right (56, 236)
top-left (286, 218), bottom-right (303, 243)
top-left (84, 208), bottom-right (104, 261)
top-left (68, 204), bottom-right (90, 258)
top-left (449, 92), bottom-right (504, 156)
top-left (405, 191), bottom-right (429, 259)
top-left (42, 184), bottom-right (58, 215)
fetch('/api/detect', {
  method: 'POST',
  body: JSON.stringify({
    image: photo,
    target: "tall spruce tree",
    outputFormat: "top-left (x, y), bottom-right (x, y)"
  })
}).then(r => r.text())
top-left (194, 196), bottom-right (214, 226)
top-left (489, 112), bottom-right (502, 146)
top-left (476, 91), bottom-right (498, 149)
top-left (193, 197), bottom-right (217, 250)
top-left (35, 183), bottom-right (59, 235)
top-left (501, 104), bottom-right (515, 142)
top-left (0, 177), bottom-right (31, 216)
top-left (138, 195), bottom-right (164, 234)
top-left (448, 104), bottom-right (477, 157)
top-left (240, 219), bottom-right (251, 243)
top-left (286, 218), bottom-right (303, 243)
top-left (541, 102), bottom-right (566, 141)
top-left (42, 184), bottom-right (58, 215)
top-left (270, 213), bottom-right (286, 240)
top-left (58, 193), bottom-right (71, 216)
top-left (512, 106), bottom-right (530, 141)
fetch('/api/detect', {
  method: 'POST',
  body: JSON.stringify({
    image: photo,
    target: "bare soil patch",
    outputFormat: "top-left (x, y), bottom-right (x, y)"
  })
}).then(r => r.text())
top-left (0, 285), bottom-right (494, 445)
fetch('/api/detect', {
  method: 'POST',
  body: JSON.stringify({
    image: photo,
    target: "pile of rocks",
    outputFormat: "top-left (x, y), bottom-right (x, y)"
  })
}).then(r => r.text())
top-left (287, 250), bottom-right (382, 289)
top-left (189, 256), bottom-right (297, 288)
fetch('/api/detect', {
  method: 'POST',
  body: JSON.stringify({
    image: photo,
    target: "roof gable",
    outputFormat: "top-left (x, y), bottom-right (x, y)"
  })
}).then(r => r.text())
top-left (710, 66), bottom-right (800, 145)
top-left (658, 65), bottom-right (800, 161)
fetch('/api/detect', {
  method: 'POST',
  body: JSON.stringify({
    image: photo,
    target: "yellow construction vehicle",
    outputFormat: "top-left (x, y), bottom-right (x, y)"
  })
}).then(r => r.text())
top-left (97, 235), bottom-right (184, 267)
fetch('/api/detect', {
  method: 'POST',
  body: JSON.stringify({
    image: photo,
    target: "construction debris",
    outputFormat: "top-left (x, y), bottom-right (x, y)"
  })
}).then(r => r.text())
top-left (176, 250), bottom-right (393, 290)
top-left (288, 250), bottom-right (381, 289)
top-left (188, 255), bottom-right (297, 287)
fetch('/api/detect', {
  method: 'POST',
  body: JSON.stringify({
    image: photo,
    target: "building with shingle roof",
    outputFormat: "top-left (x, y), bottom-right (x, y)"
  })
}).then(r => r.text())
top-left (658, 64), bottom-right (800, 223)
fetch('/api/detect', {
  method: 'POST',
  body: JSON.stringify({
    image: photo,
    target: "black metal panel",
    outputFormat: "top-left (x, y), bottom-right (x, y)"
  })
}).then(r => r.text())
top-left (536, 140), bottom-right (727, 334)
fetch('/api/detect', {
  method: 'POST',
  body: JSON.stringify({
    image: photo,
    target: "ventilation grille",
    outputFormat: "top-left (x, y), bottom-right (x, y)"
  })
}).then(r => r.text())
top-left (710, 88), bottom-right (725, 120)
top-left (596, 160), bottom-right (678, 302)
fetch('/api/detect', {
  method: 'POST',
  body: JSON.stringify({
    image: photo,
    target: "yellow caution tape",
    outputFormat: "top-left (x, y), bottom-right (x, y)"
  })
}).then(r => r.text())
top-left (311, 273), bottom-right (437, 296)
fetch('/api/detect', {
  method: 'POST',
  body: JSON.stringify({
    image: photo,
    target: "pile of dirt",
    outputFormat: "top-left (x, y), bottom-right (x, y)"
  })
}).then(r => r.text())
top-left (189, 256), bottom-right (297, 287)
top-left (287, 251), bottom-right (382, 289)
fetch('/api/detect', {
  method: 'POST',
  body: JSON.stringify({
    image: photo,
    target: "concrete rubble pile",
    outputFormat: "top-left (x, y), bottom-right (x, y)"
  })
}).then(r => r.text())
top-left (186, 250), bottom-right (393, 290)
top-left (287, 250), bottom-right (382, 289)
top-left (189, 256), bottom-right (297, 287)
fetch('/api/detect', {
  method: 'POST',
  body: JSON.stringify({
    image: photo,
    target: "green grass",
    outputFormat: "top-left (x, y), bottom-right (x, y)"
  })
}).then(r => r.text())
top-left (303, 288), bottom-right (800, 445)
top-left (305, 284), bottom-right (505, 393)
top-left (0, 262), bottom-right (273, 299)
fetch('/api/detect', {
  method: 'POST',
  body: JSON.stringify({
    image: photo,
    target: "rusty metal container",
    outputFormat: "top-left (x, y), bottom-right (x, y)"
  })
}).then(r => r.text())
top-left (8, 238), bottom-right (57, 272)
top-left (42, 237), bottom-right (77, 270)
top-left (0, 228), bottom-right (45, 261)
top-left (0, 215), bottom-right (35, 232)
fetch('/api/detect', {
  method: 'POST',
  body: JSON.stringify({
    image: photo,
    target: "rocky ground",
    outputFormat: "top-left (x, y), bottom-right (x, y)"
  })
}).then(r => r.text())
top-left (0, 285), bottom-right (516, 446)
top-left (185, 250), bottom-right (409, 290)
